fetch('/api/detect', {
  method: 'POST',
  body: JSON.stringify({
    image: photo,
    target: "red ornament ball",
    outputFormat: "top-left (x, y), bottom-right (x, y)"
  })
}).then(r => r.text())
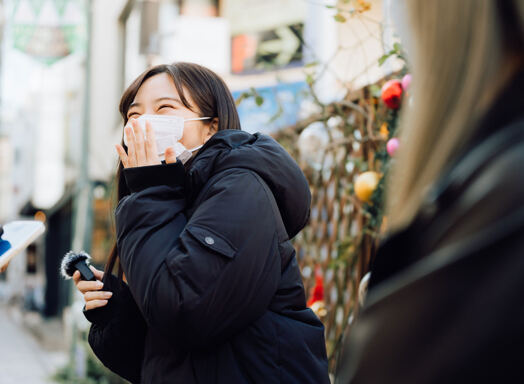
top-left (307, 267), bottom-right (324, 307)
top-left (381, 79), bottom-right (403, 109)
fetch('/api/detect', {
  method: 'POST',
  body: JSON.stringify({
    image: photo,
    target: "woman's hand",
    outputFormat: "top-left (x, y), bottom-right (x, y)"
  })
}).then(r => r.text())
top-left (115, 119), bottom-right (178, 168)
top-left (73, 266), bottom-right (112, 311)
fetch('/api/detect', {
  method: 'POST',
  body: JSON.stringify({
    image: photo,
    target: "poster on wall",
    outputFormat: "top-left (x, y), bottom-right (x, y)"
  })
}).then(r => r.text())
top-left (231, 23), bottom-right (303, 73)
top-left (222, 0), bottom-right (306, 74)
top-left (232, 81), bottom-right (309, 134)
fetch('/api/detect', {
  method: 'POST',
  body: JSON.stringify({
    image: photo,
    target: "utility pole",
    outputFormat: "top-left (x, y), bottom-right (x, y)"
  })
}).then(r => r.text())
top-left (71, 0), bottom-right (93, 255)
top-left (69, 2), bottom-right (93, 378)
top-left (0, 0), bottom-right (8, 224)
top-left (303, 0), bottom-right (338, 104)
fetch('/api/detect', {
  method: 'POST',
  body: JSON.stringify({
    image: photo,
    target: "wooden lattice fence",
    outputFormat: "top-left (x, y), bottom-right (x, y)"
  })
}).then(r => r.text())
top-left (274, 80), bottom-right (399, 372)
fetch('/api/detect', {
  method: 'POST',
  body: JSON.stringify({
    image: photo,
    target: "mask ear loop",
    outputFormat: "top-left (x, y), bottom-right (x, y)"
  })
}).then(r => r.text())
top-left (177, 117), bottom-right (213, 163)
top-left (181, 116), bottom-right (213, 151)
top-left (183, 117), bottom-right (211, 122)
top-left (187, 144), bottom-right (204, 153)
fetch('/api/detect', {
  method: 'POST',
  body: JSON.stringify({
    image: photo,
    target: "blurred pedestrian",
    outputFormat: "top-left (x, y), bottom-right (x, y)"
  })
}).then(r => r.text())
top-left (74, 62), bottom-right (329, 384)
top-left (336, 0), bottom-right (524, 382)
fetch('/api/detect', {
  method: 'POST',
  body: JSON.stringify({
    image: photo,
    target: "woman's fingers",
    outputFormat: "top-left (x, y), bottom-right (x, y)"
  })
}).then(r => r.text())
top-left (115, 144), bottom-right (129, 168)
top-left (121, 119), bottom-right (161, 167)
top-left (121, 118), bottom-right (176, 167)
top-left (72, 270), bottom-right (81, 284)
top-left (84, 290), bottom-right (112, 302)
top-left (125, 125), bottom-right (137, 167)
top-left (85, 299), bottom-right (109, 311)
top-left (89, 265), bottom-right (104, 281)
top-left (131, 119), bottom-right (147, 164)
top-left (73, 266), bottom-right (110, 311)
top-left (165, 147), bottom-right (177, 164)
top-left (145, 121), bottom-right (160, 165)
top-left (76, 279), bottom-right (104, 294)
top-left (73, 267), bottom-right (103, 285)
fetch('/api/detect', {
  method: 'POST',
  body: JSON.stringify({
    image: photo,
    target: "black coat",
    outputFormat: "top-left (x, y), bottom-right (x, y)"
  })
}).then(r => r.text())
top-left (335, 71), bottom-right (524, 383)
top-left (84, 131), bottom-right (329, 384)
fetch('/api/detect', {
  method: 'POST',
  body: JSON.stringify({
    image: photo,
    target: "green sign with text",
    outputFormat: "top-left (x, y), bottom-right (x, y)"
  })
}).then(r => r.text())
top-left (11, 0), bottom-right (86, 66)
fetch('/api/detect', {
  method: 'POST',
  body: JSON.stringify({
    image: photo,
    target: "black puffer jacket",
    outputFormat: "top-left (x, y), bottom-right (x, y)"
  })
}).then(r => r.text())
top-left (84, 130), bottom-right (329, 384)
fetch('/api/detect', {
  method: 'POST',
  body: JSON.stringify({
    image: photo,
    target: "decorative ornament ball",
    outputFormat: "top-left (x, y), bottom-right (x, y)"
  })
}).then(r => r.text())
top-left (401, 74), bottom-right (412, 90)
top-left (381, 79), bottom-right (403, 109)
top-left (310, 301), bottom-right (327, 319)
top-left (380, 123), bottom-right (389, 139)
top-left (355, 171), bottom-right (381, 203)
top-left (297, 122), bottom-right (329, 168)
top-left (387, 138), bottom-right (400, 156)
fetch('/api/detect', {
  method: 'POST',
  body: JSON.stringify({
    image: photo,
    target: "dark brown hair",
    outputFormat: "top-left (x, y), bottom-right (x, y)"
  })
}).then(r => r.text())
top-left (106, 62), bottom-right (241, 278)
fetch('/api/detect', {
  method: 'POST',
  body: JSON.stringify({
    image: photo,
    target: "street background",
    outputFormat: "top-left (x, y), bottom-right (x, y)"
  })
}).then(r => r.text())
top-left (0, 0), bottom-right (403, 382)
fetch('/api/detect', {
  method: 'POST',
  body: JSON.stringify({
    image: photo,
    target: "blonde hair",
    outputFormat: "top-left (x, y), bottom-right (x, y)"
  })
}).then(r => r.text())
top-left (387, 0), bottom-right (524, 231)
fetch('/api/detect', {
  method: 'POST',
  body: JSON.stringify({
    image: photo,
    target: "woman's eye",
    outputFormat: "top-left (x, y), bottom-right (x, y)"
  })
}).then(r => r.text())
top-left (158, 105), bottom-right (174, 111)
top-left (127, 112), bottom-right (139, 118)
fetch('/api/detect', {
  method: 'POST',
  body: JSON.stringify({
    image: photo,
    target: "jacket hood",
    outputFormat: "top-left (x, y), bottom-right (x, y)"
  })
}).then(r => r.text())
top-left (186, 130), bottom-right (311, 239)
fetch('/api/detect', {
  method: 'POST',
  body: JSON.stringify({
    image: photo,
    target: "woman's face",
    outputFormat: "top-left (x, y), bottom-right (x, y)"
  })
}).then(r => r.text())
top-left (126, 73), bottom-right (216, 150)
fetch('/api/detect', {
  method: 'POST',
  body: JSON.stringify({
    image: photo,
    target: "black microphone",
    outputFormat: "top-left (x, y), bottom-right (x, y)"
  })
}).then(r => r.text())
top-left (61, 251), bottom-right (96, 281)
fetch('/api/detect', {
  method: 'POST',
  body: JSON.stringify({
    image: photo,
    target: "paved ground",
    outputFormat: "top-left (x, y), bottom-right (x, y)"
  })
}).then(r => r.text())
top-left (0, 304), bottom-right (68, 384)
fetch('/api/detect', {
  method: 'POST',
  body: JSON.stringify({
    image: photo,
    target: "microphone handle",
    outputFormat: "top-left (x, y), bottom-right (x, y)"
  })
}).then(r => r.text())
top-left (75, 260), bottom-right (96, 281)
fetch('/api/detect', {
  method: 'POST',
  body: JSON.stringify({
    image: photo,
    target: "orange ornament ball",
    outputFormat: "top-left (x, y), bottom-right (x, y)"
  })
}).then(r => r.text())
top-left (355, 171), bottom-right (381, 203)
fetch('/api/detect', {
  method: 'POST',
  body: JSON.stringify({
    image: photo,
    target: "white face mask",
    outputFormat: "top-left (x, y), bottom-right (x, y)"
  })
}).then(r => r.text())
top-left (123, 114), bottom-right (210, 163)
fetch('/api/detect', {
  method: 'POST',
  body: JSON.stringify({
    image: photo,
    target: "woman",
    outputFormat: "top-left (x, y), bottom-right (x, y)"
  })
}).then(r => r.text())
top-left (74, 62), bottom-right (329, 383)
top-left (336, 1), bottom-right (524, 383)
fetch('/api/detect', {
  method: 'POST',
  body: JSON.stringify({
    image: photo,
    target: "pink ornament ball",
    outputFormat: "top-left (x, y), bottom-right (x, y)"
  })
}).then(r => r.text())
top-left (401, 74), bottom-right (412, 90)
top-left (387, 138), bottom-right (400, 156)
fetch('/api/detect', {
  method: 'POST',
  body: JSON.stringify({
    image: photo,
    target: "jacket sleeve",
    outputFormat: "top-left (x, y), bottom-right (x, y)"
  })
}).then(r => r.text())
top-left (116, 165), bottom-right (282, 350)
top-left (84, 272), bottom-right (147, 384)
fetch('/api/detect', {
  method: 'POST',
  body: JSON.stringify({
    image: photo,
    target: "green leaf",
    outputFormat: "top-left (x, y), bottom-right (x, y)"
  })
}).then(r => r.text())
top-left (304, 61), bottom-right (319, 68)
top-left (235, 92), bottom-right (250, 106)
top-left (378, 47), bottom-right (400, 66)
top-left (268, 105), bottom-right (284, 124)
top-left (369, 84), bottom-right (381, 98)
top-left (334, 13), bottom-right (347, 22)
top-left (393, 42), bottom-right (402, 52)
top-left (255, 95), bottom-right (264, 106)
top-left (305, 73), bottom-right (315, 86)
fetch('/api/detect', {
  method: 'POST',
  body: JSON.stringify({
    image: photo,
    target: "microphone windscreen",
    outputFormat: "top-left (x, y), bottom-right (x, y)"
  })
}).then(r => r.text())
top-left (61, 251), bottom-right (91, 279)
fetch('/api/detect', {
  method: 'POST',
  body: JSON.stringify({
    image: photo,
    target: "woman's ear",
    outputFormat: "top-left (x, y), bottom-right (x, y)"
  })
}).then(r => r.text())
top-left (210, 117), bottom-right (219, 134)
top-left (205, 118), bottom-right (219, 140)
